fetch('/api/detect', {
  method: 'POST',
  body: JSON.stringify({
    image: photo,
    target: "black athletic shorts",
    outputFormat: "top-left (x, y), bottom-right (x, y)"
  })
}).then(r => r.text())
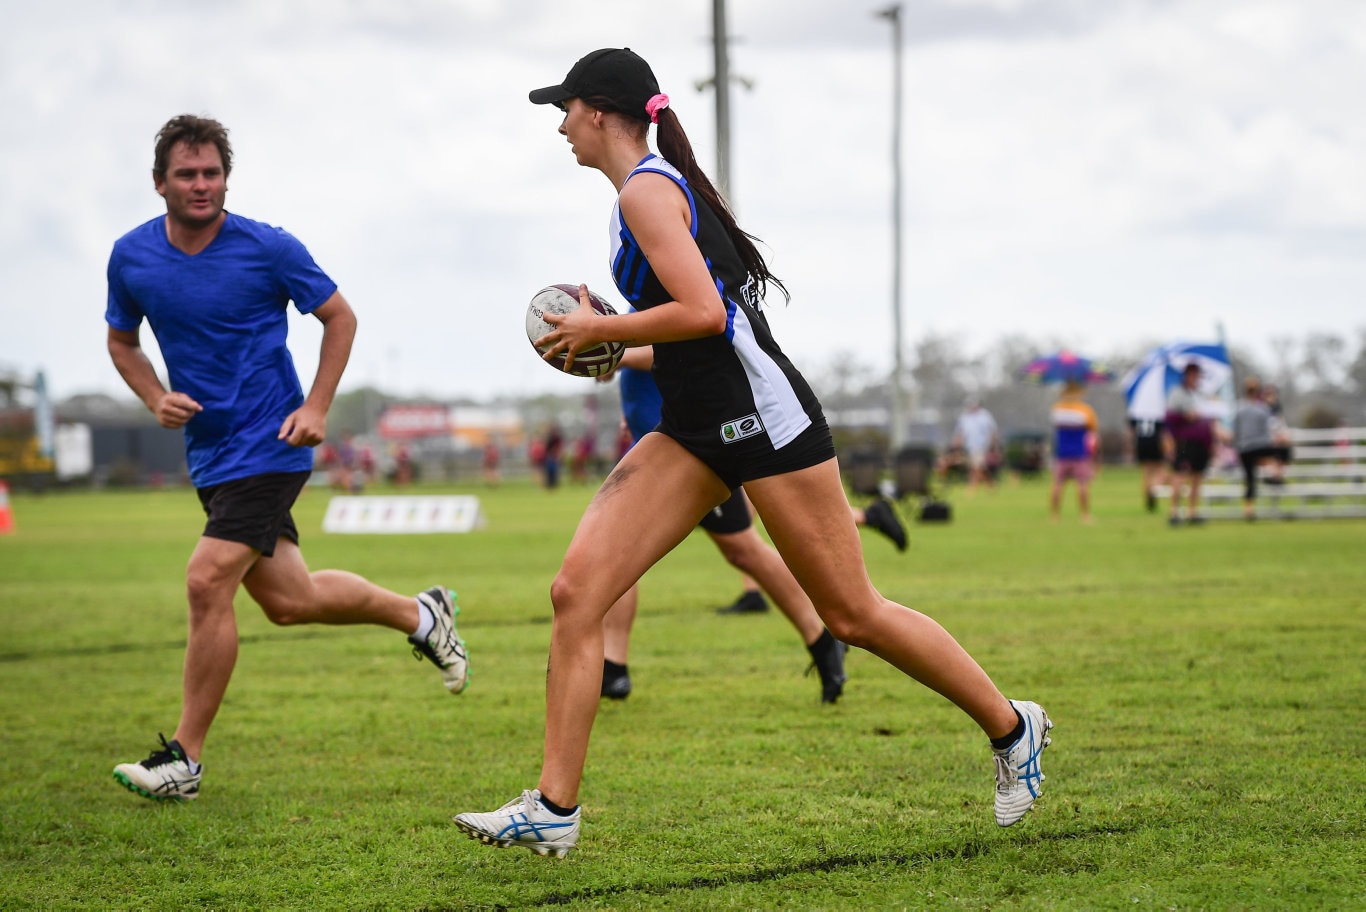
top-left (1131, 419), bottom-right (1166, 464)
top-left (698, 487), bottom-right (752, 534)
top-left (195, 470), bottom-right (311, 556)
top-left (1171, 440), bottom-right (1211, 475)
top-left (661, 414), bottom-right (837, 492)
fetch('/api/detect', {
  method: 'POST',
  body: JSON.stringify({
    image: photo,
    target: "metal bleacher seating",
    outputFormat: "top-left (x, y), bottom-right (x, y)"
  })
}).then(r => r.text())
top-left (1159, 426), bottom-right (1366, 520)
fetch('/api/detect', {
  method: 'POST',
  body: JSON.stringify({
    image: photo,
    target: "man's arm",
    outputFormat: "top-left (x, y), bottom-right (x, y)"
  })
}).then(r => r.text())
top-left (278, 290), bottom-right (356, 447)
top-left (106, 326), bottom-right (202, 428)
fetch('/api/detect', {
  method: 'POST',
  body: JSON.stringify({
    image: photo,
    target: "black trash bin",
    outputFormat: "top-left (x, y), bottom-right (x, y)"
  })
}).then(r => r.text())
top-left (845, 448), bottom-right (884, 496)
top-left (893, 446), bottom-right (935, 499)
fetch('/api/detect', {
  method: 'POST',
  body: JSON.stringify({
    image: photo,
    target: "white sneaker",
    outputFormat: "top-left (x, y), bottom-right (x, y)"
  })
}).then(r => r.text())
top-left (453, 789), bottom-right (581, 857)
top-left (993, 700), bottom-right (1053, 826)
top-left (113, 734), bottom-right (201, 802)
top-left (409, 587), bottom-right (469, 694)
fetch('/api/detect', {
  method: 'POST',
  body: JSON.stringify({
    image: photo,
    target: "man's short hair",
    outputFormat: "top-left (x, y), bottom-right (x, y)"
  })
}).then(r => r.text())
top-left (153, 114), bottom-right (233, 178)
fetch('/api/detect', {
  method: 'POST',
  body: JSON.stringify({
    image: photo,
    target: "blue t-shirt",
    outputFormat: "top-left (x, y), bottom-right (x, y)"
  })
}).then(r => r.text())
top-left (106, 212), bottom-right (338, 487)
top-left (618, 364), bottom-right (665, 444)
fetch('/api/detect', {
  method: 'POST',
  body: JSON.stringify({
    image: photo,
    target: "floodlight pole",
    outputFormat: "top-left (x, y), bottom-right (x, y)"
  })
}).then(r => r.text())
top-left (876, 4), bottom-right (907, 450)
top-left (712, 0), bottom-right (733, 199)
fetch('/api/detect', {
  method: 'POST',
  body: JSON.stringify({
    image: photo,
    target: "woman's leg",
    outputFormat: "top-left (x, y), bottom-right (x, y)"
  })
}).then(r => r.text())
top-left (706, 525), bottom-right (823, 644)
top-left (538, 435), bottom-right (730, 808)
top-left (745, 459), bottom-right (1018, 739)
top-left (601, 585), bottom-right (637, 666)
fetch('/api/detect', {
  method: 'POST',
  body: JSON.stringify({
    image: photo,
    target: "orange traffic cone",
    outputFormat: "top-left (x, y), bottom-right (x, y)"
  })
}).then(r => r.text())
top-left (0, 480), bottom-right (12, 534)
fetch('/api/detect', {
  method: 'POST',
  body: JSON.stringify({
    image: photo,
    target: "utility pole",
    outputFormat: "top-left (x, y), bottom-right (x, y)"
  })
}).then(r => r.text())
top-left (876, 4), bottom-right (907, 449)
top-left (698, 0), bottom-right (752, 203)
top-left (712, 0), bottom-right (732, 198)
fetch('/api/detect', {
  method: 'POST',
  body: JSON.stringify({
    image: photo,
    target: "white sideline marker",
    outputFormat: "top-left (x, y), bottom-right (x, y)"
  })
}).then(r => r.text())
top-left (322, 496), bottom-right (484, 534)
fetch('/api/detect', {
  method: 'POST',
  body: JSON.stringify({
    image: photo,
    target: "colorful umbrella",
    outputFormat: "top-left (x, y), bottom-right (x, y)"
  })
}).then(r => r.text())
top-left (1121, 341), bottom-right (1232, 421)
top-left (1019, 350), bottom-right (1116, 385)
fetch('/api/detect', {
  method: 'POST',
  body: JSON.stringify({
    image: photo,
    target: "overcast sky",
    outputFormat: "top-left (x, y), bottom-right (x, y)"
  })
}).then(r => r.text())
top-left (3, 0), bottom-right (1364, 404)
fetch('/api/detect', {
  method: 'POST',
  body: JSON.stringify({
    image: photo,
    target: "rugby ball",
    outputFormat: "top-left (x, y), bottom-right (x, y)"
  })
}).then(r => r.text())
top-left (526, 284), bottom-right (626, 377)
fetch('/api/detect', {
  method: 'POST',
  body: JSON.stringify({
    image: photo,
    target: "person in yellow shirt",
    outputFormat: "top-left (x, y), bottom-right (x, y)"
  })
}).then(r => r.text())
top-left (1049, 382), bottom-right (1099, 523)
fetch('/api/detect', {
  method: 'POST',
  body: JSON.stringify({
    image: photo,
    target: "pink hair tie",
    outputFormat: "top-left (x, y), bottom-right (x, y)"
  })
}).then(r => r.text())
top-left (645, 93), bottom-right (670, 123)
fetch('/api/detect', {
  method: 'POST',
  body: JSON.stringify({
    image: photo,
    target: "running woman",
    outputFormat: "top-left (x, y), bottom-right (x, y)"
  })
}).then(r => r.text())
top-left (453, 48), bottom-right (1051, 857)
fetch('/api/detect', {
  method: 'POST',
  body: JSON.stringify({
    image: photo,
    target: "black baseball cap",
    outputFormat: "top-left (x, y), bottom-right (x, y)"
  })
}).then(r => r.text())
top-left (528, 48), bottom-right (659, 121)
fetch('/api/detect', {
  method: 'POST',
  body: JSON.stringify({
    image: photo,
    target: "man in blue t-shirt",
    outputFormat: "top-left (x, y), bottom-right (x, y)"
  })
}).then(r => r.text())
top-left (105, 115), bottom-right (470, 803)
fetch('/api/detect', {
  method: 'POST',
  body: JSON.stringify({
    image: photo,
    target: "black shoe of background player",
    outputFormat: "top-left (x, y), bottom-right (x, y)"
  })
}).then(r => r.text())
top-left (601, 659), bottom-right (631, 700)
top-left (864, 497), bottom-right (908, 552)
top-left (806, 630), bottom-right (848, 704)
top-left (715, 590), bottom-right (769, 615)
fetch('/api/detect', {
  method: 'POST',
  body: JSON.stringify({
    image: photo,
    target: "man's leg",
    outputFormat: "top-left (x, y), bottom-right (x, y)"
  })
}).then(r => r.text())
top-left (113, 535), bottom-right (258, 800)
top-left (708, 527), bottom-right (824, 644)
top-left (243, 539), bottom-right (418, 629)
top-left (706, 523), bottom-right (848, 704)
top-left (242, 540), bottom-right (467, 693)
top-left (174, 536), bottom-right (262, 762)
top-left (1187, 474), bottom-right (1205, 523)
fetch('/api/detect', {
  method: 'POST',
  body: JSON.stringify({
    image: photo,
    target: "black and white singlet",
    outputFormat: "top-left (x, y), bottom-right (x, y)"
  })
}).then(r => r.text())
top-left (608, 154), bottom-right (831, 486)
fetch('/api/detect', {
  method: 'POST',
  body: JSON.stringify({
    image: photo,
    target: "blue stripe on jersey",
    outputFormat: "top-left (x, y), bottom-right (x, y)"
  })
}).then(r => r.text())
top-left (610, 153), bottom-right (813, 450)
top-left (718, 278), bottom-right (737, 343)
top-left (611, 156), bottom-right (701, 307)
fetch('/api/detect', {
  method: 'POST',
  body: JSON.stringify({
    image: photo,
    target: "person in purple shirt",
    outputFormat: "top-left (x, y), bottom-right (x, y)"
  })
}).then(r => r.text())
top-left (105, 115), bottom-right (468, 803)
top-left (1163, 363), bottom-right (1214, 526)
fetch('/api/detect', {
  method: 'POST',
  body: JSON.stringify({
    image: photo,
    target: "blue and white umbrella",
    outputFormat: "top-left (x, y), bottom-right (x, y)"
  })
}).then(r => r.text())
top-left (1121, 342), bottom-right (1232, 422)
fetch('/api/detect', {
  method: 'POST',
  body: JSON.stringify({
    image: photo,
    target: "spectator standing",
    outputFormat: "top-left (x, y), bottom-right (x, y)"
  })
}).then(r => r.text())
top-left (542, 423), bottom-right (564, 489)
top-left (1048, 382), bottom-right (1099, 524)
top-left (1261, 384), bottom-right (1293, 470)
top-left (482, 438), bottom-right (501, 487)
top-left (952, 399), bottom-right (999, 493)
top-left (1232, 377), bottom-right (1283, 520)
top-left (1127, 415), bottom-right (1169, 512)
top-left (1164, 363), bottom-right (1214, 526)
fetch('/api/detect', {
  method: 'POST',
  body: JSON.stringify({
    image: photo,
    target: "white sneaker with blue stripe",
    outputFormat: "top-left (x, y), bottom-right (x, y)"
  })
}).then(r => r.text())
top-left (993, 699), bottom-right (1053, 826)
top-left (454, 789), bottom-right (580, 857)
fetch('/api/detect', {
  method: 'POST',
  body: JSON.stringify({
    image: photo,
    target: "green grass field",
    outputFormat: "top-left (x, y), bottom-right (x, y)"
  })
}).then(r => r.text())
top-left (1, 470), bottom-right (1362, 910)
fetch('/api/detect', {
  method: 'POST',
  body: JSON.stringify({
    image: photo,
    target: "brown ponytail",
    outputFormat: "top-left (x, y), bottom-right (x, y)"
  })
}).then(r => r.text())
top-left (653, 107), bottom-right (789, 304)
top-left (581, 90), bottom-right (789, 304)
top-left (652, 108), bottom-right (792, 304)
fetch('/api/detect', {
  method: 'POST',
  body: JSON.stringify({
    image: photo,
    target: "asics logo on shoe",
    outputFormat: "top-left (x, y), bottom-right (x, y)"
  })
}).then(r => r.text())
top-left (152, 773), bottom-right (199, 795)
top-left (454, 789), bottom-right (580, 857)
top-left (409, 587), bottom-right (469, 694)
top-left (1014, 717), bottom-right (1045, 796)
top-left (497, 813), bottom-right (576, 844)
top-left (993, 700), bottom-right (1052, 827)
top-left (113, 734), bottom-right (201, 802)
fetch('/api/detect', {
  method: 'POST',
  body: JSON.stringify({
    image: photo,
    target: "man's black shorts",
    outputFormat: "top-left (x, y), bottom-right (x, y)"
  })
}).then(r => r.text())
top-left (698, 487), bottom-right (753, 535)
top-left (1171, 440), bottom-right (1211, 475)
top-left (1131, 419), bottom-right (1166, 464)
top-left (196, 471), bottom-right (311, 556)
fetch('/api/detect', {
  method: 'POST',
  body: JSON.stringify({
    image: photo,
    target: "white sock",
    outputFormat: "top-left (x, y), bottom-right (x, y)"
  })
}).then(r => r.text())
top-left (411, 599), bottom-right (435, 640)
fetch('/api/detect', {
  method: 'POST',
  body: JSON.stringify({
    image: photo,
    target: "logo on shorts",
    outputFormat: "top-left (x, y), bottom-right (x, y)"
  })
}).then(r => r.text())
top-left (720, 414), bottom-right (764, 444)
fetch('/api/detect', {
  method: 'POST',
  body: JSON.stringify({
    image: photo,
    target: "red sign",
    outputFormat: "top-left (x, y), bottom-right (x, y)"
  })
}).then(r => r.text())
top-left (377, 406), bottom-right (450, 440)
